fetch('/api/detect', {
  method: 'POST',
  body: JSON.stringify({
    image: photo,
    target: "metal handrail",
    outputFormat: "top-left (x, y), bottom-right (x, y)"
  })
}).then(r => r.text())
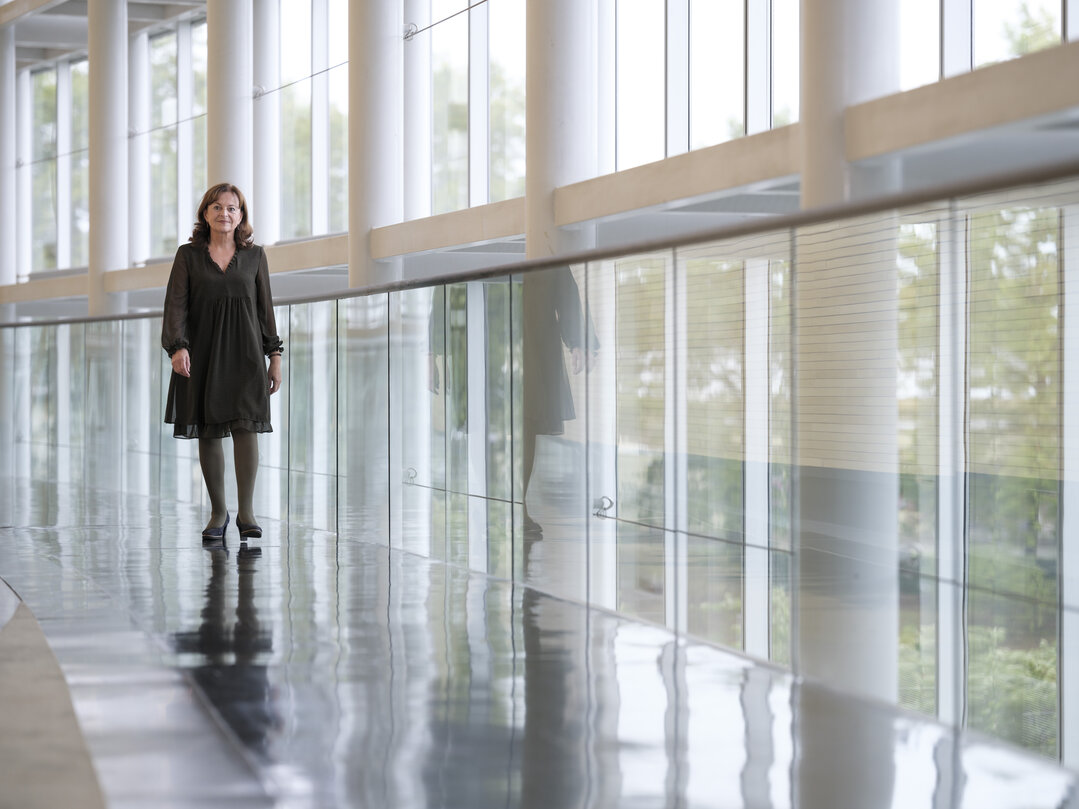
top-left (5, 157), bottom-right (1079, 328)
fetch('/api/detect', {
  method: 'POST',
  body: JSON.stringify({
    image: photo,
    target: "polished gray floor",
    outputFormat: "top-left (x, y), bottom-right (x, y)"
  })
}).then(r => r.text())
top-left (1, 476), bottom-right (1076, 809)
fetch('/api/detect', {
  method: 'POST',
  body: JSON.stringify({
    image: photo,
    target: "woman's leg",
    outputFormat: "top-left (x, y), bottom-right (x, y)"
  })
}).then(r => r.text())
top-left (232, 429), bottom-right (260, 525)
top-left (197, 437), bottom-right (228, 529)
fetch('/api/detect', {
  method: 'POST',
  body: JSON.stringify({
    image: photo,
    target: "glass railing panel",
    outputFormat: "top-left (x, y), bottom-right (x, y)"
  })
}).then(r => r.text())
top-left (963, 189), bottom-right (1062, 758)
top-left (123, 317), bottom-right (161, 498)
top-left (27, 326), bottom-right (51, 483)
top-left (85, 320), bottom-right (125, 495)
top-left (260, 304), bottom-right (292, 525)
top-left (287, 300), bottom-right (338, 532)
top-left (338, 294), bottom-right (390, 542)
top-left (897, 211), bottom-right (943, 716)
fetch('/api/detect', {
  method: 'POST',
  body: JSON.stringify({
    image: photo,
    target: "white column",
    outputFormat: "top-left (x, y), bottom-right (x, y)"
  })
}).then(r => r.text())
top-left (799, 0), bottom-right (900, 207)
top-left (525, 0), bottom-right (597, 258)
top-left (16, 68), bottom-right (29, 283)
top-left (88, 0), bottom-right (129, 316)
top-left (349, 0), bottom-right (404, 287)
top-left (129, 31), bottom-right (150, 264)
top-left (207, 0), bottom-right (254, 193)
top-left (253, 0), bottom-right (281, 245)
top-left (1069, 0), bottom-right (1079, 41)
top-left (0, 25), bottom-right (16, 287)
top-left (403, 0), bottom-right (431, 221)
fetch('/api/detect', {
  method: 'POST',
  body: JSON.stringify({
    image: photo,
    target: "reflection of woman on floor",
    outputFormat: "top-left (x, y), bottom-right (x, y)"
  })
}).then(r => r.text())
top-left (521, 266), bottom-right (598, 537)
top-left (171, 543), bottom-right (277, 760)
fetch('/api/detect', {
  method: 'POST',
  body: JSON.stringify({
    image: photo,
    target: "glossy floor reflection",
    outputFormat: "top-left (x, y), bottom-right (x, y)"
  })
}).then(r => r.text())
top-left (1, 476), bottom-right (1076, 809)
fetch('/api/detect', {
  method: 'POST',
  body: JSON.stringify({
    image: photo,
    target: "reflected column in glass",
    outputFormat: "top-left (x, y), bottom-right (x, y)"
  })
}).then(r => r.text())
top-left (338, 295), bottom-right (390, 541)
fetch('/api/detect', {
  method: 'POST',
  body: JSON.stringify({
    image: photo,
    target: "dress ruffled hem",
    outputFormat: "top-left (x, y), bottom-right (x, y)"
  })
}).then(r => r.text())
top-left (168, 418), bottom-right (273, 440)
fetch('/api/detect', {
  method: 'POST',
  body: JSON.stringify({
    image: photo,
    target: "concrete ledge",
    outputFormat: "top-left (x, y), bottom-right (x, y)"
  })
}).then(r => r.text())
top-left (0, 602), bottom-right (106, 809)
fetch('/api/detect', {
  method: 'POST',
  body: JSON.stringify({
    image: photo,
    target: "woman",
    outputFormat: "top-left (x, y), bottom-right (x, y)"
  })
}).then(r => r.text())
top-left (161, 183), bottom-right (283, 540)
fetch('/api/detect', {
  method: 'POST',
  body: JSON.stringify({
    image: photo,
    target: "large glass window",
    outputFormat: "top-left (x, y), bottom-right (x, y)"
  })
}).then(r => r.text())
top-left (31, 68), bottom-right (58, 273)
top-left (70, 60), bottom-right (90, 268)
top-left (966, 203), bottom-right (1060, 758)
top-left (616, 0), bottom-right (665, 170)
top-left (689, 0), bottom-right (745, 148)
top-left (150, 31), bottom-right (179, 258)
top-left (974, 0), bottom-right (1062, 67)
top-left (191, 20), bottom-right (208, 202)
top-left (431, 8), bottom-right (469, 214)
top-left (771, 0), bottom-right (800, 127)
top-left (488, 0), bottom-right (526, 203)
top-left (281, 0), bottom-right (313, 239)
top-left (897, 219), bottom-right (940, 715)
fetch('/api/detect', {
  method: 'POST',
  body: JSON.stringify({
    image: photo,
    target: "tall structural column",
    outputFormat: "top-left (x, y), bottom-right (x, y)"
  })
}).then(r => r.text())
top-left (207, 0), bottom-right (253, 194)
top-left (253, 0), bottom-right (280, 245)
top-left (348, 0), bottom-right (403, 287)
top-left (795, 1), bottom-right (901, 806)
top-left (0, 24), bottom-right (16, 292)
top-left (525, 0), bottom-right (597, 258)
top-left (88, 0), bottom-right (129, 316)
top-left (799, 0), bottom-right (900, 206)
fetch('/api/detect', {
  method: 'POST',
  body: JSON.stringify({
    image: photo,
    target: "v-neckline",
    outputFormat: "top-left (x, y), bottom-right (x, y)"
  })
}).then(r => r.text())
top-left (209, 246), bottom-right (235, 274)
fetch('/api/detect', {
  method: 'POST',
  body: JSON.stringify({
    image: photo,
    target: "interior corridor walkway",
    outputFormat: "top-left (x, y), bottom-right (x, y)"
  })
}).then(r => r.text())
top-left (1, 475), bottom-right (1076, 809)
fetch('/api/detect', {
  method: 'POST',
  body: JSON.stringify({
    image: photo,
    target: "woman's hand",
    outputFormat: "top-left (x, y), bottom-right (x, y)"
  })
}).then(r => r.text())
top-left (171, 348), bottom-right (191, 377)
top-left (268, 354), bottom-right (282, 394)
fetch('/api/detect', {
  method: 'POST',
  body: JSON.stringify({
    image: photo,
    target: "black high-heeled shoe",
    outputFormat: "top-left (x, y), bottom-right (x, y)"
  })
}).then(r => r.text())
top-left (236, 519), bottom-right (262, 539)
top-left (202, 512), bottom-right (230, 541)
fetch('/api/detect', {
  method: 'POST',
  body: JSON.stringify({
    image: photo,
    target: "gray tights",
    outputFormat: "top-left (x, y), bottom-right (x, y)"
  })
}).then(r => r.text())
top-left (197, 430), bottom-right (260, 528)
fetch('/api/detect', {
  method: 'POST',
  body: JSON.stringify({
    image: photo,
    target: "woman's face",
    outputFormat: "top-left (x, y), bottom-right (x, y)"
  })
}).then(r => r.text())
top-left (204, 192), bottom-right (243, 238)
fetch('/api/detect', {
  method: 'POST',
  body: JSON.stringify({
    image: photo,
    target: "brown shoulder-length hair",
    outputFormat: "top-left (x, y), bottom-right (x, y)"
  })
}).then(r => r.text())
top-left (189, 183), bottom-right (254, 249)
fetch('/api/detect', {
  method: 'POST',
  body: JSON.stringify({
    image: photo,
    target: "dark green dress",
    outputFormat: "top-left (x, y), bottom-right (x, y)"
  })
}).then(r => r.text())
top-left (161, 242), bottom-right (283, 439)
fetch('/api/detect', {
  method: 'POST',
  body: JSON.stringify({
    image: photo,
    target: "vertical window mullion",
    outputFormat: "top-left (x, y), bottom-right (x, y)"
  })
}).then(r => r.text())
top-left (55, 64), bottom-right (71, 269)
top-left (666, 0), bottom-right (689, 157)
top-left (469, 2), bottom-right (488, 207)
top-left (312, 0), bottom-right (329, 234)
top-left (1062, 202), bottom-right (1079, 768)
